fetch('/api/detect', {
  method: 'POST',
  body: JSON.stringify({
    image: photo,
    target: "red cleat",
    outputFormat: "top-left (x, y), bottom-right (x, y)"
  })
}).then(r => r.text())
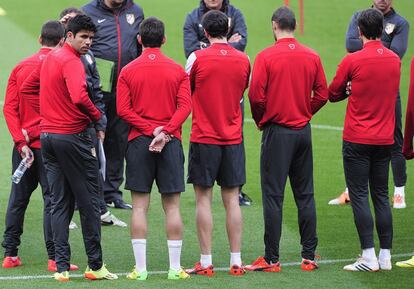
top-left (229, 265), bottom-right (245, 276)
top-left (47, 259), bottom-right (79, 272)
top-left (185, 262), bottom-right (215, 277)
top-left (301, 259), bottom-right (319, 271)
top-left (245, 256), bottom-right (281, 272)
top-left (2, 256), bottom-right (22, 268)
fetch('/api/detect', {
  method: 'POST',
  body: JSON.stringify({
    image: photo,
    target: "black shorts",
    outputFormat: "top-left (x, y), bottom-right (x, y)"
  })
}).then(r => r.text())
top-left (125, 136), bottom-right (185, 194)
top-left (187, 142), bottom-right (245, 187)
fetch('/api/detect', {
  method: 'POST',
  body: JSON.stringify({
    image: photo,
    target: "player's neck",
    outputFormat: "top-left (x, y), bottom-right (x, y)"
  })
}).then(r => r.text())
top-left (209, 38), bottom-right (227, 45)
top-left (274, 31), bottom-right (295, 40)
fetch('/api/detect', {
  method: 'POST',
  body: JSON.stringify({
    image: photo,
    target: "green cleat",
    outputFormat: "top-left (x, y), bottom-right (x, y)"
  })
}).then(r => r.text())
top-left (396, 256), bottom-right (414, 268)
top-left (168, 268), bottom-right (190, 280)
top-left (84, 264), bottom-right (118, 280)
top-left (126, 267), bottom-right (148, 280)
top-left (54, 271), bottom-right (70, 282)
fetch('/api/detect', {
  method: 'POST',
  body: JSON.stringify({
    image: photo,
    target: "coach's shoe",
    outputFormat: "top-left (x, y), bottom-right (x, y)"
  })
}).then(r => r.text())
top-left (106, 199), bottom-right (132, 210)
top-left (84, 264), bottom-right (118, 280)
top-left (47, 259), bottom-right (79, 272)
top-left (328, 192), bottom-right (350, 205)
top-left (379, 258), bottom-right (392, 271)
top-left (126, 267), bottom-right (148, 280)
top-left (69, 220), bottom-right (78, 230)
top-left (239, 191), bottom-right (252, 206)
top-left (185, 262), bottom-right (215, 276)
top-left (101, 211), bottom-right (127, 227)
top-left (168, 268), bottom-right (190, 280)
top-left (2, 256), bottom-right (22, 268)
top-left (245, 256), bottom-right (281, 272)
top-left (393, 194), bottom-right (406, 209)
top-left (229, 265), bottom-right (245, 276)
top-left (343, 256), bottom-right (379, 272)
top-left (396, 257), bottom-right (414, 268)
top-left (54, 271), bottom-right (70, 282)
top-left (301, 259), bottom-right (319, 271)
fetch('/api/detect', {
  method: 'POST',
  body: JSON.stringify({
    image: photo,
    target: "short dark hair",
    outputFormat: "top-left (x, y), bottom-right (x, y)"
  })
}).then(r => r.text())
top-left (59, 7), bottom-right (83, 19)
top-left (271, 6), bottom-right (296, 32)
top-left (66, 14), bottom-right (97, 36)
top-left (202, 10), bottom-right (229, 38)
top-left (138, 17), bottom-right (165, 48)
top-left (40, 20), bottom-right (65, 47)
top-left (358, 8), bottom-right (384, 40)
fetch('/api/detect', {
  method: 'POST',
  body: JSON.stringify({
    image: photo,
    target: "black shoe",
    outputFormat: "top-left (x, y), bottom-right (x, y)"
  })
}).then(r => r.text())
top-left (239, 191), bottom-right (252, 206)
top-left (106, 199), bottom-right (132, 209)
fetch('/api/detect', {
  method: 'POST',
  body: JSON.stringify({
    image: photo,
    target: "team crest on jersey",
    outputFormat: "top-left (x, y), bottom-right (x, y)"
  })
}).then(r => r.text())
top-left (289, 44), bottom-right (296, 50)
top-left (126, 14), bottom-right (135, 25)
top-left (220, 50), bottom-right (228, 55)
top-left (148, 54), bottom-right (156, 60)
top-left (385, 23), bottom-right (395, 35)
top-left (377, 48), bottom-right (384, 55)
top-left (84, 54), bottom-right (93, 65)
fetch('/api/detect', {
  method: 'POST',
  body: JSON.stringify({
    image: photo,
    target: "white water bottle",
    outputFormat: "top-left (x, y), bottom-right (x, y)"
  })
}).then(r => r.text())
top-left (11, 157), bottom-right (30, 184)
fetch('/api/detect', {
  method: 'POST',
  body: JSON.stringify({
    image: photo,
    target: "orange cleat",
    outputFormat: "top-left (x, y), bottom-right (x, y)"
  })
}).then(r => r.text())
top-left (301, 259), bottom-right (319, 271)
top-left (2, 256), bottom-right (22, 268)
top-left (245, 256), bottom-right (281, 272)
top-left (185, 262), bottom-right (215, 277)
top-left (229, 265), bottom-right (245, 276)
top-left (328, 192), bottom-right (350, 205)
top-left (47, 259), bottom-right (79, 272)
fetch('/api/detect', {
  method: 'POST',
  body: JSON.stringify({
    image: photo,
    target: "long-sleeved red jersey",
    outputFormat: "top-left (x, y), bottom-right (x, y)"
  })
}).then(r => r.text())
top-left (249, 38), bottom-right (328, 130)
top-left (117, 48), bottom-right (191, 141)
top-left (40, 43), bottom-right (101, 134)
top-left (403, 58), bottom-right (414, 159)
top-left (329, 41), bottom-right (401, 145)
top-left (3, 48), bottom-right (52, 152)
top-left (186, 43), bottom-right (250, 145)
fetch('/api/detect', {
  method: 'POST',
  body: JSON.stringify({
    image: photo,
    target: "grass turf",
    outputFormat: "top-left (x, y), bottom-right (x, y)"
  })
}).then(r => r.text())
top-left (0, 0), bottom-right (414, 288)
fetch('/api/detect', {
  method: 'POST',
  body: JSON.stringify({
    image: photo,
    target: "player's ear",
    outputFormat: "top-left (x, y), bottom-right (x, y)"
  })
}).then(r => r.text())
top-left (162, 36), bottom-right (166, 45)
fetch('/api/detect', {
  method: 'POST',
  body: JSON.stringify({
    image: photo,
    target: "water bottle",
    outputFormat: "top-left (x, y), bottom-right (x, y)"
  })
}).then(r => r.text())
top-left (11, 157), bottom-right (30, 184)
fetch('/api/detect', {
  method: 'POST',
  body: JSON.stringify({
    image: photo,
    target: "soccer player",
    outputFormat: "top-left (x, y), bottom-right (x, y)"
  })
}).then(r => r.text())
top-left (397, 57), bottom-right (414, 268)
top-left (117, 17), bottom-right (191, 280)
top-left (83, 0), bottom-right (144, 209)
top-left (2, 20), bottom-right (79, 272)
top-left (184, 0), bottom-right (251, 206)
top-left (39, 15), bottom-right (117, 281)
top-left (329, 0), bottom-right (409, 209)
top-left (329, 8), bottom-right (400, 271)
top-left (246, 6), bottom-right (328, 273)
top-left (59, 7), bottom-right (126, 227)
top-left (185, 10), bottom-right (250, 276)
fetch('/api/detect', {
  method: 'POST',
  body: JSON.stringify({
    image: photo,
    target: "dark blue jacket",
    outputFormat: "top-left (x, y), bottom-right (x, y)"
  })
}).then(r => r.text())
top-left (81, 51), bottom-right (107, 131)
top-left (345, 8), bottom-right (409, 59)
top-left (183, 0), bottom-right (247, 58)
top-left (82, 0), bottom-right (144, 78)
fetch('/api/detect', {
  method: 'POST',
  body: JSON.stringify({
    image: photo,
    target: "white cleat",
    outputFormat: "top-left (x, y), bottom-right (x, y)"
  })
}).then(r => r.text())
top-left (101, 211), bottom-right (127, 227)
top-left (379, 258), bottom-right (392, 271)
top-left (343, 257), bottom-right (379, 272)
top-left (69, 221), bottom-right (78, 230)
top-left (393, 194), bottom-right (406, 209)
top-left (328, 192), bottom-right (350, 205)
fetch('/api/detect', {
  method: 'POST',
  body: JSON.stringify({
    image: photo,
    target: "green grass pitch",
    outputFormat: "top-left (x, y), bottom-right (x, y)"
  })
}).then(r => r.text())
top-left (0, 0), bottom-right (414, 288)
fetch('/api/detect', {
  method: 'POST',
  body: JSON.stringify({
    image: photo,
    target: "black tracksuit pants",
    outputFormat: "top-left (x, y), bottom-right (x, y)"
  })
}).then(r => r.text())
top-left (2, 148), bottom-right (54, 259)
top-left (391, 95), bottom-right (406, 187)
top-left (261, 124), bottom-right (317, 262)
top-left (343, 141), bottom-right (393, 249)
top-left (41, 131), bottom-right (102, 272)
top-left (102, 91), bottom-right (129, 203)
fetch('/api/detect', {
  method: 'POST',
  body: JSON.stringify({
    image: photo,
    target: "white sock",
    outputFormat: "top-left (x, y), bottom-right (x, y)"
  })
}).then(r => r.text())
top-left (131, 239), bottom-right (147, 272)
top-left (394, 186), bottom-right (405, 196)
top-left (379, 249), bottom-right (391, 260)
top-left (230, 252), bottom-right (242, 267)
top-left (168, 240), bottom-right (182, 271)
top-left (200, 254), bottom-right (212, 268)
top-left (345, 187), bottom-right (349, 195)
top-left (362, 248), bottom-right (377, 261)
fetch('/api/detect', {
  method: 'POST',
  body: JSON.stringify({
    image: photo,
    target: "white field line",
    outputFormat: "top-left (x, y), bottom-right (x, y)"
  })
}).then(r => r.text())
top-left (244, 118), bottom-right (343, 131)
top-left (0, 252), bottom-right (412, 281)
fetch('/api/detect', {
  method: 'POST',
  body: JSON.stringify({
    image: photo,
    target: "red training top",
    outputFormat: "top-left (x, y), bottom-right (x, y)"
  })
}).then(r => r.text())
top-left (186, 43), bottom-right (250, 145)
top-left (3, 47), bottom-right (52, 152)
top-left (249, 38), bottom-right (328, 130)
top-left (117, 48), bottom-right (191, 141)
top-left (40, 43), bottom-right (101, 134)
top-left (403, 58), bottom-right (414, 159)
top-left (329, 41), bottom-right (401, 145)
